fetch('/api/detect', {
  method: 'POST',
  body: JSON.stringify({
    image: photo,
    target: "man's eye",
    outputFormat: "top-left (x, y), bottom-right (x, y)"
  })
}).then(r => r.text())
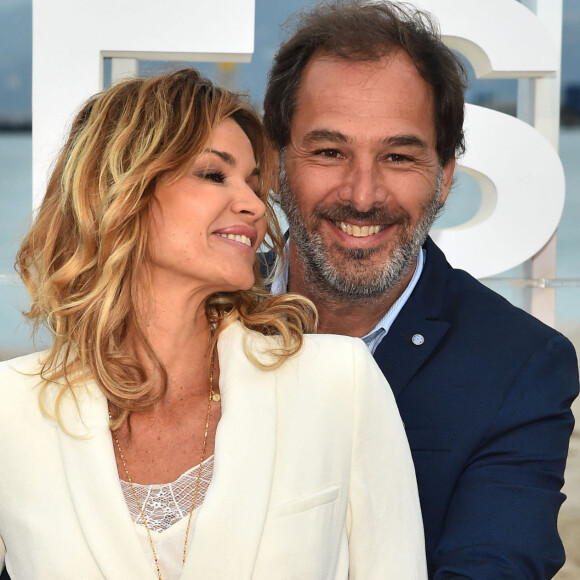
top-left (314, 149), bottom-right (344, 159)
top-left (387, 154), bottom-right (411, 163)
top-left (201, 170), bottom-right (226, 183)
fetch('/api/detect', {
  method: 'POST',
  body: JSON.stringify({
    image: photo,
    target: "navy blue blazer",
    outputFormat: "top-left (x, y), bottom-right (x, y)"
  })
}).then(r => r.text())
top-left (376, 237), bottom-right (578, 578)
top-left (260, 235), bottom-right (578, 578)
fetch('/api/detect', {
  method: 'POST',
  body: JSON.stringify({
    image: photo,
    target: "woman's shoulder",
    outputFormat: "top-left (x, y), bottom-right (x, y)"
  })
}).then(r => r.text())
top-left (0, 351), bottom-right (50, 424)
top-left (223, 321), bottom-right (378, 383)
top-left (303, 331), bottom-right (369, 353)
top-left (222, 320), bottom-right (370, 360)
top-left (220, 322), bottom-right (392, 414)
top-left (0, 350), bottom-right (50, 402)
top-left (0, 350), bottom-right (48, 380)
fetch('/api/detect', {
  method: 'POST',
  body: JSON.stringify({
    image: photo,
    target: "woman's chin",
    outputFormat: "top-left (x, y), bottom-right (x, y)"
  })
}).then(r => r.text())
top-left (214, 275), bottom-right (256, 294)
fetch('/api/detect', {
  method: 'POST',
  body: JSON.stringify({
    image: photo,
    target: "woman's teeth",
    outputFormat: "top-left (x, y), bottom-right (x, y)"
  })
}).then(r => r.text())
top-left (217, 233), bottom-right (252, 247)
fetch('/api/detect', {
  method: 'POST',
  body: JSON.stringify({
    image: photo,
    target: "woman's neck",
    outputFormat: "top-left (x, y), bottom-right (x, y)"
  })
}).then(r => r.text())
top-left (129, 278), bottom-right (215, 405)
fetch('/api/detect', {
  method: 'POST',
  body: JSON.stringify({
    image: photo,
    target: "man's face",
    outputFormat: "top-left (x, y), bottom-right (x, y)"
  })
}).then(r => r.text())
top-left (281, 51), bottom-right (455, 301)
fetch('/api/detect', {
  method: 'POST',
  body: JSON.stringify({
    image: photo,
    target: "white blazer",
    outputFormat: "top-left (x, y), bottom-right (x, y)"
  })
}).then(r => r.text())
top-left (0, 321), bottom-right (426, 579)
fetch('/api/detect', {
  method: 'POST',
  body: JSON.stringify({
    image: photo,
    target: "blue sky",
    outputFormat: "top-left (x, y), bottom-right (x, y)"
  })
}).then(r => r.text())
top-left (1, 0), bottom-right (579, 117)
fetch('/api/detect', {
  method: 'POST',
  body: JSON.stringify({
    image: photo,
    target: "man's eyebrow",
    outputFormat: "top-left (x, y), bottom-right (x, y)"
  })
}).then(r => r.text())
top-left (383, 134), bottom-right (429, 149)
top-left (303, 129), bottom-right (350, 145)
top-left (302, 131), bottom-right (429, 150)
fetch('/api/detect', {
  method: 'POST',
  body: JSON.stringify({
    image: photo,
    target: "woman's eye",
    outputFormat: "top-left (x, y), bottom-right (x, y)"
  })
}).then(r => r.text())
top-left (200, 170), bottom-right (226, 183)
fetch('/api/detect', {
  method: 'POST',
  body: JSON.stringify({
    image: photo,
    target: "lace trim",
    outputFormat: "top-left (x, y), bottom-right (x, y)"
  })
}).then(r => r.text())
top-left (120, 455), bottom-right (214, 533)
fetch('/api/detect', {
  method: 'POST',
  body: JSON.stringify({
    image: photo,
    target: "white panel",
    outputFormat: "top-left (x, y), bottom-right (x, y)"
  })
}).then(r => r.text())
top-left (33, 0), bottom-right (255, 207)
top-left (410, 0), bottom-right (558, 78)
top-left (404, 0), bottom-right (563, 286)
top-left (431, 105), bottom-right (565, 278)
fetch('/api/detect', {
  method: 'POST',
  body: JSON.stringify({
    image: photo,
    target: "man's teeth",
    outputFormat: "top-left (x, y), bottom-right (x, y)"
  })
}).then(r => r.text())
top-left (336, 222), bottom-right (383, 237)
top-left (217, 233), bottom-right (252, 247)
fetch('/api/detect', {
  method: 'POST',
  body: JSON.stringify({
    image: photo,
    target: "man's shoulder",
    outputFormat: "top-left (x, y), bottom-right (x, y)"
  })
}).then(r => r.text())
top-left (443, 265), bottom-right (562, 341)
top-left (422, 238), bottom-right (564, 342)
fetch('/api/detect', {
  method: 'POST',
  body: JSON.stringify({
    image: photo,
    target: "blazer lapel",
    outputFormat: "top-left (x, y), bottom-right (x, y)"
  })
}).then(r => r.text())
top-left (57, 322), bottom-right (276, 579)
top-left (376, 313), bottom-right (450, 399)
top-left (375, 238), bottom-right (452, 399)
top-left (184, 322), bottom-right (277, 579)
top-left (55, 382), bottom-right (156, 580)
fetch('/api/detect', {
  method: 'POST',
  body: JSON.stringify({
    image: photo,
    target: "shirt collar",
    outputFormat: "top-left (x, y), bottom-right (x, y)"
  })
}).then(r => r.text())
top-left (270, 238), bottom-right (425, 354)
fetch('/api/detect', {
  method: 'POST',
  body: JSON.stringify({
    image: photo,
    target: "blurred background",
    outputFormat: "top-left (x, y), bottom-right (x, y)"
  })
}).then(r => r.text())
top-left (2, 0), bottom-right (579, 357)
top-left (1, 0), bottom-right (579, 576)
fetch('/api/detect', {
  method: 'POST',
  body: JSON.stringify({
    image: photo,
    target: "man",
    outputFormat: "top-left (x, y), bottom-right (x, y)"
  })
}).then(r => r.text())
top-left (262, 1), bottom-right (579, 577)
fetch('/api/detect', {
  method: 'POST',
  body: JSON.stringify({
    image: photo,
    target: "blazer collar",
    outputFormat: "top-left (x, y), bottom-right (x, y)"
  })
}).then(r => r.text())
top-left (56, 321), bottom-right (276, 579)
top-left (375, 237), bottom-right (451, 398)
top-left (185, 322), bottom-right (277, 578)
top-left (55, 383), bottom-right (155, 579)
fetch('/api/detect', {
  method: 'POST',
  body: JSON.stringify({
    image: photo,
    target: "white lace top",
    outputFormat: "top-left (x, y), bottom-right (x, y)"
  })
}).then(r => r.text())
top-left (120, 455), bottom-right (214, 578)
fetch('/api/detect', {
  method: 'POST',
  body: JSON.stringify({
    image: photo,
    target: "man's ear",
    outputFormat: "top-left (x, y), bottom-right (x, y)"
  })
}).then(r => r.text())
top-left (440, 158), bottom-right (456, 205)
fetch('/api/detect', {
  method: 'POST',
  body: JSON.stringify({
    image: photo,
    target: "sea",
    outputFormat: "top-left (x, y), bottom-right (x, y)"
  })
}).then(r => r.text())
top-left (1, 130), bottom-right (579, 360)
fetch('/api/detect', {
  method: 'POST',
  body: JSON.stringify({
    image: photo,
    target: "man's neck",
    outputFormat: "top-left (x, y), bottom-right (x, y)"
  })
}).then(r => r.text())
top-left (287, 244), bottom-right (414, 338)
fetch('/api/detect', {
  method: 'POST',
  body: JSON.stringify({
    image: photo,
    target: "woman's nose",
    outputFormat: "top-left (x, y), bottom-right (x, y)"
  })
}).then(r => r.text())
top-left (232, 182), bottom-right (267, 219)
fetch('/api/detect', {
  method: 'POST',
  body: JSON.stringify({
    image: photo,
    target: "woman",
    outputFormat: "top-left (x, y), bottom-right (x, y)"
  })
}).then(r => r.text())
top-left (0, 68), bottom-right (426, 579)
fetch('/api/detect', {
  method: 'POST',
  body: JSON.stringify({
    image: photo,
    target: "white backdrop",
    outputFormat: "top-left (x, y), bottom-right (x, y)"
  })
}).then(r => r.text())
top-left (32, 0), bottom-right (565, 318)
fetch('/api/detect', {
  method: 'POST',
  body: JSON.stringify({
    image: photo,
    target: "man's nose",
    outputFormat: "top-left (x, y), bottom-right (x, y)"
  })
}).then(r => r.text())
top-left (337, 158), bottom-right (387, 212)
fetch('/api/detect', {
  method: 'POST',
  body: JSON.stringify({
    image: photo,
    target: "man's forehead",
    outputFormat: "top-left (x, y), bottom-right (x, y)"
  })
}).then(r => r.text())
top-left (299, 50), bottom-right (418, 87)
top-left (291, 51), bottom-right (436, 145)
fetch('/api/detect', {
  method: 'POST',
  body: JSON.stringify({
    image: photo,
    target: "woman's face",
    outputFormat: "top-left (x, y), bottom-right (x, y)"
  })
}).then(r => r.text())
top-left (147, 117), bottom-right (267, 295)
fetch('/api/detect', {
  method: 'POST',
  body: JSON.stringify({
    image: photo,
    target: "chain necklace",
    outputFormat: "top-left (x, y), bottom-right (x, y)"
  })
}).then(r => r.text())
top-left (111, 352), bottom-right (218, 580)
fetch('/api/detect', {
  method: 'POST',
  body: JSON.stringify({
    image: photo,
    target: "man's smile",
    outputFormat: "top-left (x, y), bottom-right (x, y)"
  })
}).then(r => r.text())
top-left (332, 221), bottom-right (387, 238)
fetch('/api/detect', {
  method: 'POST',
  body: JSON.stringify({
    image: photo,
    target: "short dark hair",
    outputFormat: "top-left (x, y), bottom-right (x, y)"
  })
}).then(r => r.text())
top-left (263, 0), bottom-right (467, 165)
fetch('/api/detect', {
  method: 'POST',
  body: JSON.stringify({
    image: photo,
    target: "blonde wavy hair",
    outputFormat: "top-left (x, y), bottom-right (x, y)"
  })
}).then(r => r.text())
top-left (16, 67), bottom-right (317, 428)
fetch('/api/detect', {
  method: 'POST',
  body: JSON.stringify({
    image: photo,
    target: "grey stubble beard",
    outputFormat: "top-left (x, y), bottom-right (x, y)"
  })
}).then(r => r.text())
top-left (278, 152), bottom-right (444, 304)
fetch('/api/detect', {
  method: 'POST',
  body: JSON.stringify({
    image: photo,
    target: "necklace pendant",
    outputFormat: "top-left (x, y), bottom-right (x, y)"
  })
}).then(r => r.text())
top-left (211, 392), bottom-right (221, 402)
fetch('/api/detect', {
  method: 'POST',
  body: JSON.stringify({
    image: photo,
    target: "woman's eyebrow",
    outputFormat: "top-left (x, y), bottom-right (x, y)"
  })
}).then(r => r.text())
top-left (204, 148), bottom-right (236, 166)
top-left (203, 148), bottom-right (260, 178)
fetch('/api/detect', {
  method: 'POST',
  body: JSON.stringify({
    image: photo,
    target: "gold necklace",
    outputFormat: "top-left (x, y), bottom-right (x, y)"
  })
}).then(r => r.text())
top-left (111, 352), bottom-right (218, 580)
